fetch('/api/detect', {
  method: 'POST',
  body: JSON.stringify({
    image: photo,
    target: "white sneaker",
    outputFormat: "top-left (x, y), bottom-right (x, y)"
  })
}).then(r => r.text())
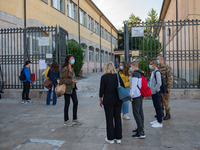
top-left (21, 100), bottom-right (26, 104)
top-left (150, 120), bottom-right (158, 125)
top-left (115, 139), bottom-right (121, 144)
top-left (64, 120), bottom-right (74, 127)
top-left (27, 100), bottom-right (33, 103)
top-left (122, 114), bottom-right (130, 120)
top-left (105, 137), bottom-right (114, 144)
top-left (72, 119), bottom-right (82, 125)
top-left (151, 122), bottom-right (163, 128)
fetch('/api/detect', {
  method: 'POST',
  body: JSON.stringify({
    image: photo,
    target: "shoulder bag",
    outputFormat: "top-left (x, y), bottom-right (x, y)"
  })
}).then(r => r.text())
top-left (55, 69), bottom-right (68, 94)
top-left (44, 69), bottom-right (52, 89)
top-left (116, 73), bottom-right (131, 102)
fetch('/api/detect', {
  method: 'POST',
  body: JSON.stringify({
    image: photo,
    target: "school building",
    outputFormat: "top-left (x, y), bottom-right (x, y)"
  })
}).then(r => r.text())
top-left (0, 0), bottom-right (119, 74)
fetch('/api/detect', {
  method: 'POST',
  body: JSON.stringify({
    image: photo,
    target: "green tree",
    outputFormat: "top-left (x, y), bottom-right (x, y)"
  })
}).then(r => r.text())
top-left (145, 8), bottom-right (159, 35)
top-left (139, 35), bottom-right (162, 77)
top-left (122, 13), bottom-right (142, 32)
top-left (138, 8), bottom-right (161, 77)
top-left (119, 14), bottom-right (142, 50)
top-left (66, 40), bottom-right (84, 77)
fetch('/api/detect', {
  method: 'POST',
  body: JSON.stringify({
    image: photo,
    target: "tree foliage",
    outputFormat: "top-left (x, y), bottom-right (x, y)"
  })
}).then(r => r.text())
top-left (118, 9), bottom-right (162, 77)
top-left (66, 40), bottom-right (84, 77)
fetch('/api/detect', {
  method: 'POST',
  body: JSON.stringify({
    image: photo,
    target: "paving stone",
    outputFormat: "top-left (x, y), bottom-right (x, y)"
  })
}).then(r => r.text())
top-left (0, 72), bottom-right (200, 150)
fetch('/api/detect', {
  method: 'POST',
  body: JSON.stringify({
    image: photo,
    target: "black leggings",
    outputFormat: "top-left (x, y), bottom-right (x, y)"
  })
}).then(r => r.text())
top-left (22, 82), bottom-right (30, 100)
top-left (64, 88), bottom-right (78, 121)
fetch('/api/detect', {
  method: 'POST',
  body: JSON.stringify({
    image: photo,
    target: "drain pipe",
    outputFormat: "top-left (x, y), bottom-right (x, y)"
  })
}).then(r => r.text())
top-left (100, 15), bottom-right (102, 71)
top-left (78, 0), bottom-right (80, 44)
top-left (176, 0), bottom-right (179, 78)
top-left (24, 0), bottom-right (27, 61)
top-left (24, 0), bottom-right (26, 28)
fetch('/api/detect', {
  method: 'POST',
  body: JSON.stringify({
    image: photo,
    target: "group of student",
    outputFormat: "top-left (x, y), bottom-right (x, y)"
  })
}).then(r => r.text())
top-left (99, 57), bottom-right (172, 144)
top-left (21, 55), bottom-right (172, 145)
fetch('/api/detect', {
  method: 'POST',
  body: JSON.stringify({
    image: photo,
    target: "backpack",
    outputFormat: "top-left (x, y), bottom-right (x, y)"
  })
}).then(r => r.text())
top-left (137, 72), bottom-right (151, 97)
top-left (19, 68), bottom-right (26, 81)
top-left (154, 70), bottom-right (168, 93)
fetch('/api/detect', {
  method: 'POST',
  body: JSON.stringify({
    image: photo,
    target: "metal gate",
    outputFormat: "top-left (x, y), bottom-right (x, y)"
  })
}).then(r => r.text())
top-left (0, 26), bottom-right (68, 89)
top-left (124, 20), bottom-right (200, 88)
top-left (59, 26), bottom-right (69, 71)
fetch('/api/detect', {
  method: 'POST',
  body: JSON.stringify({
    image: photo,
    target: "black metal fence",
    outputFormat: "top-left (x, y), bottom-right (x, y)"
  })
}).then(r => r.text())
top-left (124, 19), bottom-right (200, 88)
top-left (0, 26), bottom-right (68, 89)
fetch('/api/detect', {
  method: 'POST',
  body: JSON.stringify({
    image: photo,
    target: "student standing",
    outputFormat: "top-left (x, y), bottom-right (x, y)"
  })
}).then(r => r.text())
top-left (99, 62), bottom-right (125, 144)
top-left (47, 62), bottom-right (60, 105)
top-left (157, 56), bottom-right (173, 120)
top-left (130, 61), bottom-right (146, 138)
top-left (22, 60), bottom-right (32, 104)
top-left (118, 61), bottom-right (131, 120)
top-left (149, 59), bottom-right (163, 128)
top-left (59, 55), bottom-right (82, 127)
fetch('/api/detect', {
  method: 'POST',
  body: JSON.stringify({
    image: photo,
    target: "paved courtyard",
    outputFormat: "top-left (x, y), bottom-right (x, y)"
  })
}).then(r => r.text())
top-left (0, 72), bottom-right (200, 150)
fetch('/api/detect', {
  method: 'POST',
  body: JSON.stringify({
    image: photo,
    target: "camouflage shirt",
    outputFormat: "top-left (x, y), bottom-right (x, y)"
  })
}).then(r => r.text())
top-left (158, 63), bottom-right (173, 88)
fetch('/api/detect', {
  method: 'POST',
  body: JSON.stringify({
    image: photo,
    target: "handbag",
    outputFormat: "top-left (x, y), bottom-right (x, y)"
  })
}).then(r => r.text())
top-left (55, 69), bottom-right (68, 94)
top-left (116, 73), bottom-right (131, 102)
top-left (44, 79), bottom-right (52, 89)
top-left (44, 69), bottom-right (53, 89)
top-left (44, 71), bottom-right (53, 90)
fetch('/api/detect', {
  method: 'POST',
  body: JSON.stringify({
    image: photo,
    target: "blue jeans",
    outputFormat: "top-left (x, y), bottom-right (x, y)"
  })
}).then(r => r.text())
top-left (46, 83), bottom-right (57, 105)
top-left (121, 87), bottom-right (130, 114)
top-left (152, 90), bottom-right (162, 123)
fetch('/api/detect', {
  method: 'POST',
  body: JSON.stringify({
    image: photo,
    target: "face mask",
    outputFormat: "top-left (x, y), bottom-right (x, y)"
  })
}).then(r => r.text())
top-left (157, 60), bottom-right (160, 65)
top-left (70, 59), bottom-right (75, 65)
top-left (149, 65), bottom-right (153, 70)
top-left (130, 67), bottom-right (134, 72)
top-left (29, 64), bottom-right (31, 67)
top-left (119, 66), bottom-right (123, 70)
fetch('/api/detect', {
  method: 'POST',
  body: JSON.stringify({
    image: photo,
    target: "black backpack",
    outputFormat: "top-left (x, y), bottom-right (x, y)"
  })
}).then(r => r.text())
top-left (19, 68), bottom-right (26, 81)
top-left (154, 70), bottom-right (168, 93)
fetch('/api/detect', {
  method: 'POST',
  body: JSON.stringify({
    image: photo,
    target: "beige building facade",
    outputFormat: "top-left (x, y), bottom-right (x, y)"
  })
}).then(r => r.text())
top-left (0, 0), bottom-right (119, 74)
top-left (158, 0), bottom-right (200, 85)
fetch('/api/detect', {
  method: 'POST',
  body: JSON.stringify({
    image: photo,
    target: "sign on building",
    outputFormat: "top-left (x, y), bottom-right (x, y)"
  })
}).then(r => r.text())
top-left (132, 27), bottom-right (144, 37)
top-left (132, 51), bottom-right (140, 56)
top-left (38, 37), bottom-right (49, 46)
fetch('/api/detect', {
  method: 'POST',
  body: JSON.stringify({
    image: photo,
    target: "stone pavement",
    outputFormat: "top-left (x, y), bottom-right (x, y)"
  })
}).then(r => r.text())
top-left (0, 72), bottom-right (200, 150)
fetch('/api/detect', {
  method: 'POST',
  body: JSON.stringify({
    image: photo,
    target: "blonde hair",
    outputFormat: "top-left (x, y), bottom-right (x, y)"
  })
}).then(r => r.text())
top-left (104, 61), bottom-right (117, 74)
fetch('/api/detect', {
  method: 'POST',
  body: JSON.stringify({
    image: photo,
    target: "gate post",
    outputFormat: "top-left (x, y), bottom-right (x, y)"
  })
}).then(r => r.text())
top-left (162, 20), bottom-right (166, 62)
top-left (55, 25), bottom-right (58, 63)
top-left (124, 23), bottom-right (129, 63)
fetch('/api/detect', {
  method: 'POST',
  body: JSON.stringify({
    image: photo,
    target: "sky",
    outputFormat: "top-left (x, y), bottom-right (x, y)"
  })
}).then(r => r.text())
top-left (92, 0), bottom-right (163, 30)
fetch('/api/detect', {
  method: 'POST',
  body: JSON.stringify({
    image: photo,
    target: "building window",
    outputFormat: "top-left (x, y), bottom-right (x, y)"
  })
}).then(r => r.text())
top-left (114, 38), bottom-right (118, 49)
top-left (51, 0), bottom-right (65, 13)
top-left (81, 44), bottom-right (86, 61)
top-left (95, 21), bottom-right (99, 34)
top-left (101, 51), bottom-right (104, 62)
top-left (104, 30), bottom-right (107, 40)
top-left (96, 49), bottom-right (99, 62)
top-left (80, 9), bottom-right (86, 26)
top-left (89, 47), bottom-right (93, 61)
top-left (108, 33), bottom-right (111, 42)
top-left (105, 52), bottom-right (108, 62)
top-left (67, 1), bottom-right (77, 20)
top-left (101, 26), bottom-right (104, 37)
top-left (42, 0), bottom-right (48, 3)
top-left (112, 36), bottom-right (114, 44)
top-left (88, 16), bottom-right (93, 31)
